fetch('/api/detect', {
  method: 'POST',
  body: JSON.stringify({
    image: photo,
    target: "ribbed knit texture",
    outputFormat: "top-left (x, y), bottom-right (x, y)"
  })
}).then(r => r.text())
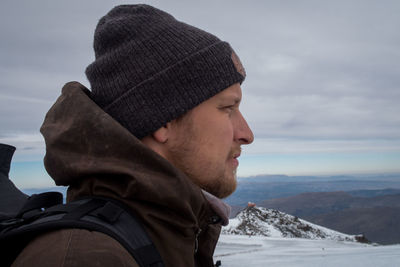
top-left (86, 5), bottom-right (245, 138)
top-left (0, 143), bottom-right (15, 176)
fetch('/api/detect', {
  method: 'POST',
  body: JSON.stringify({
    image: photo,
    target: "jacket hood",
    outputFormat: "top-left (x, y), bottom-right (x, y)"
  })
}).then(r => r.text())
top-left (40, 81), bottom-right (229, 266)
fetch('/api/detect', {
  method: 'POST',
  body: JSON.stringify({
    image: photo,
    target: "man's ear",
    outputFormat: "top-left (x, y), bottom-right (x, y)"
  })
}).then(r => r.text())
top-left (152, 124), bottom-right (169, 144)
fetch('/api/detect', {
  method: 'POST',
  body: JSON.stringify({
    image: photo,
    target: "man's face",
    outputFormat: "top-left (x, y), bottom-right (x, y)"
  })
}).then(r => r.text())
top-left (165, 83), bottom-right (254, 198)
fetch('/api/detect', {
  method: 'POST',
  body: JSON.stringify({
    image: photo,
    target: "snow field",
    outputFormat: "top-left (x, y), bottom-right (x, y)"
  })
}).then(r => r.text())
top-left (215, 235), bottom-right (400, 267)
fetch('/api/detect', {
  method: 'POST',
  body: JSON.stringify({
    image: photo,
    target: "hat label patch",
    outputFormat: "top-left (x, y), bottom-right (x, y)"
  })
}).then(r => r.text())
top-left (231, 51), bottom-right (246, 77)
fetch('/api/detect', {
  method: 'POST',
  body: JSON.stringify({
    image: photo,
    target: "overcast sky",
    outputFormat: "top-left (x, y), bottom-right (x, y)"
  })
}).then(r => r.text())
top-left (1, 0), bottom-right (400, 187)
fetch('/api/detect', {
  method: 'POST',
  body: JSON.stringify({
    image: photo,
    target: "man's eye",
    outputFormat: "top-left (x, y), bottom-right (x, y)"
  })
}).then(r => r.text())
top-left (219, 105), bottom-right (236, 114)
top-left (220, 105), bottom-right (233, 110)
top-left (222, 106), bottom-right (236, 115)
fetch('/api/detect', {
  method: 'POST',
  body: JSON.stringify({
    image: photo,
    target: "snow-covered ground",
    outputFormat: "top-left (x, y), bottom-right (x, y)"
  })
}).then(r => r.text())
top-left (215, 234), bottom-right (400, 267)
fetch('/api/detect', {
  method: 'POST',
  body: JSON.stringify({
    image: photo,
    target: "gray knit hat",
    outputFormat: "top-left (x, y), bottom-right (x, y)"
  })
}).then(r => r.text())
top-left (86, 4), bottom-right (246, 139)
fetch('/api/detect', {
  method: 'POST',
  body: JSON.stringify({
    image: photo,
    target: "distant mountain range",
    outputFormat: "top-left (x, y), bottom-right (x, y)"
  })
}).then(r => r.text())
top-left (226, 174), bottom-right (400, 206)
top-left (223, 206), bottom-right (367, 243)
top-left (259, 191), bottom-right (400, 216)
top-left (22, 186), bottom-right (67, 197)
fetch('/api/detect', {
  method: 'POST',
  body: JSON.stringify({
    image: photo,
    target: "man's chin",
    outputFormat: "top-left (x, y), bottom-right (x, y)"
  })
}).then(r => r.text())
top-left (205, 176), bottom-right (237, 199)
top-left (216, 183), bottom-right (237, 199)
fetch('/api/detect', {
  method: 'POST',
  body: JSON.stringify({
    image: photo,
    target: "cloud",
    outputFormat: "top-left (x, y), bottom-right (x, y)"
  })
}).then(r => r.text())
top-left (1, 0), bottom-right (399, 164)
top-left (244, 138), bottom-right (400, 155)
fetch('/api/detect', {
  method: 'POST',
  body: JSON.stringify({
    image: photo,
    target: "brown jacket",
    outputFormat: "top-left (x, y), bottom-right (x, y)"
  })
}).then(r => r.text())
top-left (12, 82), bottom-right (230, 267)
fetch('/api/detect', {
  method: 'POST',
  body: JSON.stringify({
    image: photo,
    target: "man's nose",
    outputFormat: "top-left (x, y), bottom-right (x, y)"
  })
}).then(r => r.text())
top-left (234, 111), bottom-right (254, 145)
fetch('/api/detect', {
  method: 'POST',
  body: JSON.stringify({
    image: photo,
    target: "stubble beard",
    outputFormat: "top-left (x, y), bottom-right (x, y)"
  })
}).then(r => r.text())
top-left (169, 147), bottom-right (238, 199)
top-left (167, 120), bottom-right (237, 199)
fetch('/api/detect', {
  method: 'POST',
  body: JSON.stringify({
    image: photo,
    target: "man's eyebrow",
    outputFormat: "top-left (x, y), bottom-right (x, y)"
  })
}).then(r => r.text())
top-left (219, 94), bottom-right (241, 105)
top-left (232, 97), bottom-right (241, 104)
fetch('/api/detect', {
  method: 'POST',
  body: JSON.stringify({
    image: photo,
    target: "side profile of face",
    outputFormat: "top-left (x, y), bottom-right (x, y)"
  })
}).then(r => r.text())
top-left (149, 83), bottom-right (254, 198)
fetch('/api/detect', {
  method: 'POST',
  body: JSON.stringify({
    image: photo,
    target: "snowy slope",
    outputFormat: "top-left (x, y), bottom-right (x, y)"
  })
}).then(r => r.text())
top-left (215, 235), bottom-right (400, 267)
top-left (223, 206), bottom-right (362, 242)
top-left (216, 206), bottom-right (400, 266)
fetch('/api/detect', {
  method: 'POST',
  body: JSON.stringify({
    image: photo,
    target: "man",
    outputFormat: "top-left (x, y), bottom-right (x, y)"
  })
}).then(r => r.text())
top-left (12, 4), bottom-right (253, 267)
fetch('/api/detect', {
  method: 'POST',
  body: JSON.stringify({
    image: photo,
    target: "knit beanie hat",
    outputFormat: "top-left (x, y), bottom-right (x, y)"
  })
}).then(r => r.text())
top-left (86, 4), bottom-right (246, 139)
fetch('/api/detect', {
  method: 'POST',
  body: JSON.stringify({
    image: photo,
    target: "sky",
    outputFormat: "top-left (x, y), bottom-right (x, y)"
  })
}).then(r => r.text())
top-left (1, 0), bottom-right (400, 188)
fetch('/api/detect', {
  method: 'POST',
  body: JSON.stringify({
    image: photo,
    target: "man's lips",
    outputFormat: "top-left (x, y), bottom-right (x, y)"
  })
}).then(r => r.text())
top-left (230, 151), bottom-right (241, 167)
top-left (231, 158), bottom-right (239, 167)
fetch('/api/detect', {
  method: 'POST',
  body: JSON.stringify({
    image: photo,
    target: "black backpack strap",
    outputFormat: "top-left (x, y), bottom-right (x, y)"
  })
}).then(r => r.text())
top-left (99, 200), bottom-right (164, 266)
top-left (0, 193), bottom-right (164, 267)
top-left (16, 192), bottom-right (63, 217)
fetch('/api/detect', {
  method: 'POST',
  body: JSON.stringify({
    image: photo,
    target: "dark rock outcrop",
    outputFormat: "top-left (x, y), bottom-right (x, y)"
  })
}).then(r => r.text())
top-left (0, 143), bottom-right (27, 215)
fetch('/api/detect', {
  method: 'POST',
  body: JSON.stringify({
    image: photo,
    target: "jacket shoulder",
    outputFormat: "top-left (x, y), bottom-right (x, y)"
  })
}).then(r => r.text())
top-left (12, 228), bottom-right (139, 267)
